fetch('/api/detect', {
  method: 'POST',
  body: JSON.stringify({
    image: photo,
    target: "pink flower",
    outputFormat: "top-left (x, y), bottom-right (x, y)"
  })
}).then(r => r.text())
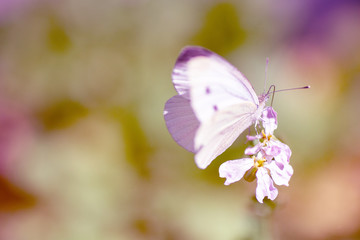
top-left (244, 107), bottom-right (278, 144)
top-left (219, 107), bottom-right (293, 203)
top-left (219, 152), bottom-right (292, 203)
top-left (245, 107), bottom-right (292, 166)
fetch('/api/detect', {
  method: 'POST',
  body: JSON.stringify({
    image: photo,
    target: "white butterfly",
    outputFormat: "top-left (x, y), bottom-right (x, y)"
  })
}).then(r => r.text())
top-left (164, 46), bottom-right (269, 169)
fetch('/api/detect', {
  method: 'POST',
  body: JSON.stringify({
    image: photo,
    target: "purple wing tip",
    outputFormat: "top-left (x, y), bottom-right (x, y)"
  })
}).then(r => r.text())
top-left (176, 46), bottom-right (213, 65)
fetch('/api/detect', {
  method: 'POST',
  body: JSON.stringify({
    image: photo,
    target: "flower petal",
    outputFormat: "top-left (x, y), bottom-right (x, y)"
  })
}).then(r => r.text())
top-left (266, 161), bottom-right (293, 186)
top-left (245, 144), bottom-right (261, 156)
top-left (264, 144), bottom-right (282, 157)
top-left (272, 140), bottom-right (292, 164)
top-left (246, 135), bottom-right (260, 141)
top-left (262, 107), bottom-right (277, 135)
top-left (255, 167), bottom-right (278, 203)
top-left (263, 139), bottom-right (292, 166)
top-left (219, 158), bottom-right (253, 185)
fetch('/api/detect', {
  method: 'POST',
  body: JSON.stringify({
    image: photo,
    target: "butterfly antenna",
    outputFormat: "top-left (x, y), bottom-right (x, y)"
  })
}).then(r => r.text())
top-left (266, 85), bottom-right (310, 106)
top-left (273, 85), bottom-right (311, 93)
top-left (264, 57), bottom-right (269, 93)
top-left (266, 84), bottom-right (276, 106)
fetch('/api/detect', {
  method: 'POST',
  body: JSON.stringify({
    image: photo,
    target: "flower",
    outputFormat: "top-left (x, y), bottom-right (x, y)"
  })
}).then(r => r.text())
top-left (219, 152), bottom-right (292, 203)
top-left (219, 106), bottom-right (293, 203)
top-left (245, 107), bottom-right (292, 166)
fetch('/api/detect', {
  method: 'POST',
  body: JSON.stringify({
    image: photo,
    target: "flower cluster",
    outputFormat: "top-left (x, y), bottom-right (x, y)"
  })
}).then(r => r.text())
top-left (219, 107), bottom-right (293, 203)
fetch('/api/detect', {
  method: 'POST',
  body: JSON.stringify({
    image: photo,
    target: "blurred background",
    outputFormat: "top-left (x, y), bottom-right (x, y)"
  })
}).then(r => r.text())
top-left (0, 0), bottom-right (360, 239)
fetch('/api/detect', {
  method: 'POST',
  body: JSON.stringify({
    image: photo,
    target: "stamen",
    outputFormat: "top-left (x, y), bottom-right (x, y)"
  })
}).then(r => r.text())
top-left (255, 158), bottom-right (266, 168)
top-left (261, 130), bottom-right (266, 138)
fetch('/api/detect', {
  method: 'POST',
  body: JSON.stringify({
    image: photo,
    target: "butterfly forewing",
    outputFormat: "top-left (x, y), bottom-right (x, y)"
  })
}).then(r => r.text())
top-left (172, 47), bottom-right (259, 105)
top-left (187, 55), bottom-right (259, 122)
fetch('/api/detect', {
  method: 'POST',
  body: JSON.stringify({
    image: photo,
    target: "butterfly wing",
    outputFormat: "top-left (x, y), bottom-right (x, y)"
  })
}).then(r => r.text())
top-left (166, 46), bottom-right (264, 168)
top-left (164, 95), bottom-right (200, 153)
top-left (172, 46), bottom-right (259, 122)
top-left (194, 102), bottom-right (258, 169)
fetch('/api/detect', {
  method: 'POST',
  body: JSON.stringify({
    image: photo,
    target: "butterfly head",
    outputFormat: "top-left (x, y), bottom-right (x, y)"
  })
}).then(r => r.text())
top-left (257, 84), bottom-right (274, 106)
top-left (258, 92), bottom-right (270, 104)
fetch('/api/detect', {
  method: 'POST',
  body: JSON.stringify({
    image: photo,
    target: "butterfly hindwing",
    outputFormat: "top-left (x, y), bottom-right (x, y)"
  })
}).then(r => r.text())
top-left (194, 102), bottom-right (258, 169)
top-left (164, 95), bottom-right (200, 153)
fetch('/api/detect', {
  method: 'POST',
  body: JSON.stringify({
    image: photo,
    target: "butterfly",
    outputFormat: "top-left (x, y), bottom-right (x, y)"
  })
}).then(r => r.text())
top-left (164, 46), bottom-right (270, 169)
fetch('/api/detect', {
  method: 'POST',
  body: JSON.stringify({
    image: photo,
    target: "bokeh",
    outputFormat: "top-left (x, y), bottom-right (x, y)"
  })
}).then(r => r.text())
top-left (0, 0), bottom-right (360, 239)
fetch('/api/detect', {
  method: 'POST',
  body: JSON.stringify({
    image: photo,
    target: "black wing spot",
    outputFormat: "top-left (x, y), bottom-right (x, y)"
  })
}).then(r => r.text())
top-left (213, 105), bottom-right (218, 111)
top-left (206, 87), bottom-right (211, 94)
